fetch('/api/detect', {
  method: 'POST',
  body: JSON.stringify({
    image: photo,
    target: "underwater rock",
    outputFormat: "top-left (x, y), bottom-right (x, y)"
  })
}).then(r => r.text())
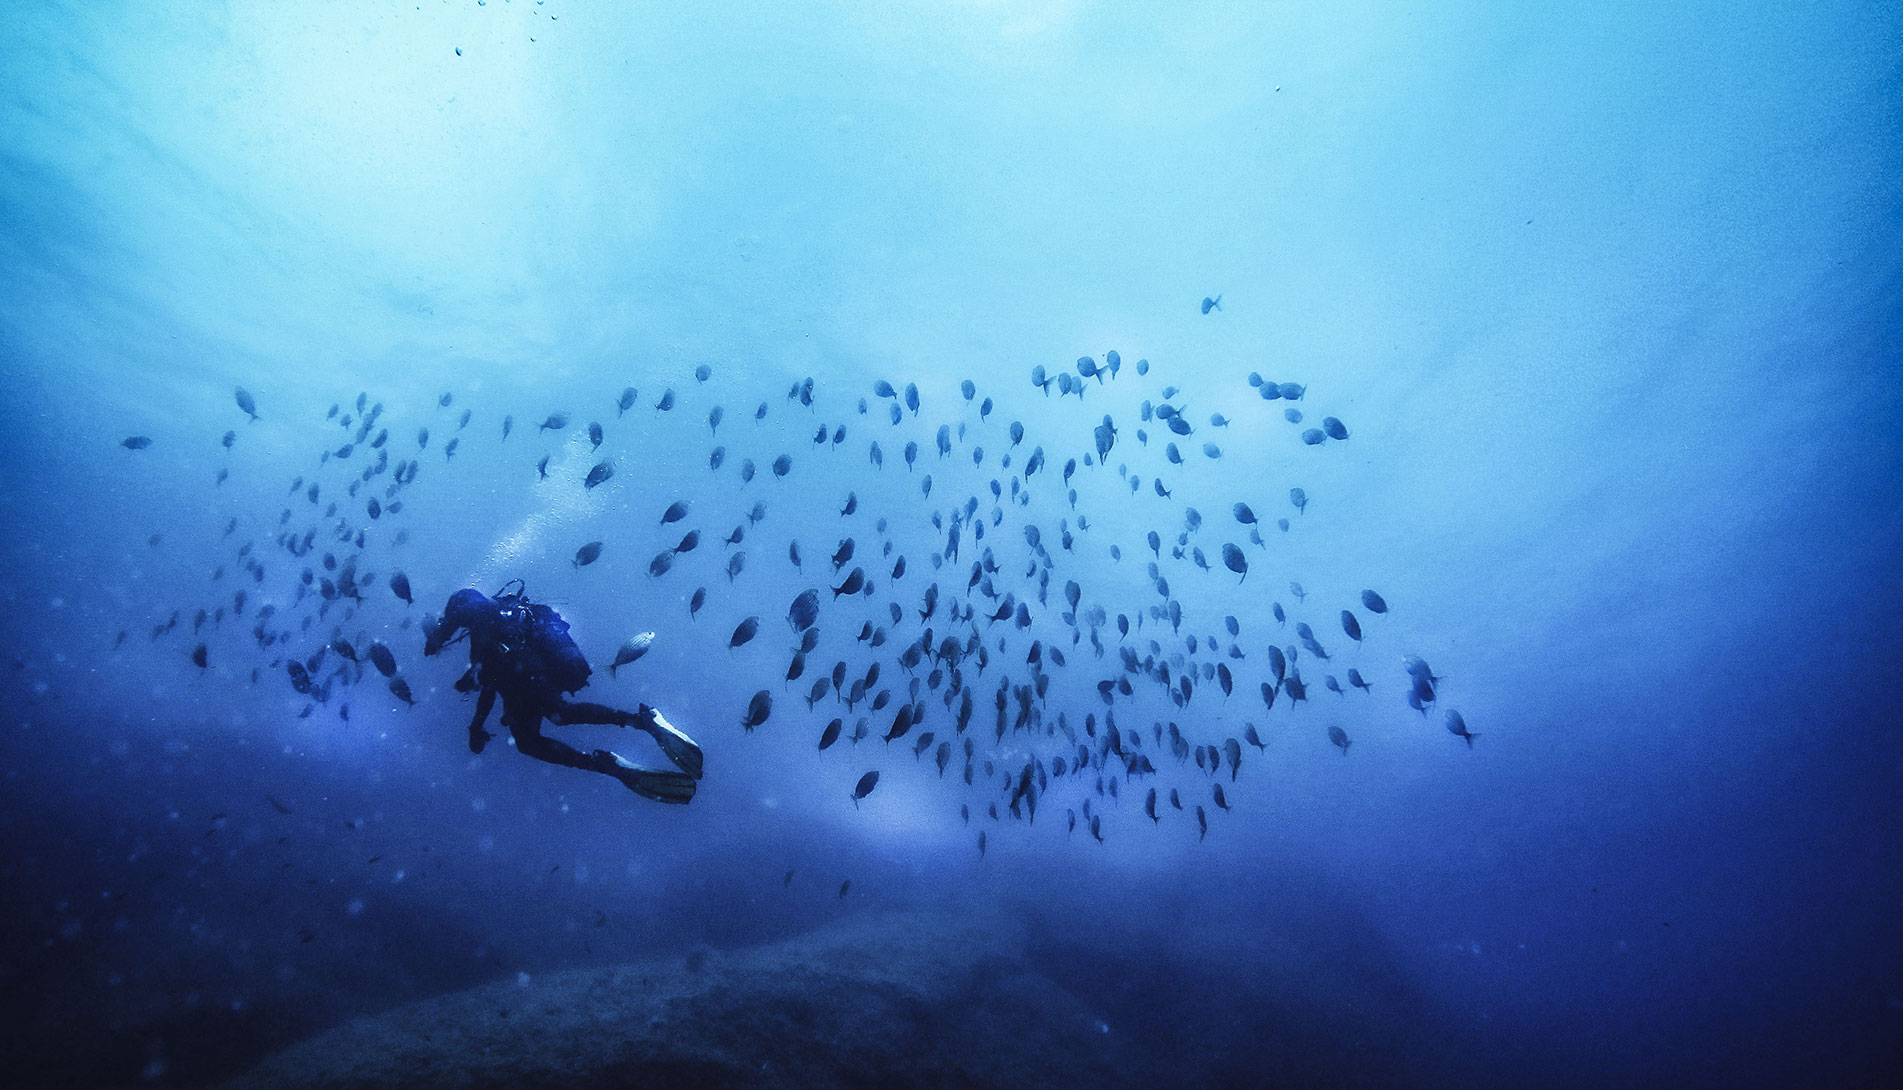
top-left (217, 909), bottom-right (1136, 1090)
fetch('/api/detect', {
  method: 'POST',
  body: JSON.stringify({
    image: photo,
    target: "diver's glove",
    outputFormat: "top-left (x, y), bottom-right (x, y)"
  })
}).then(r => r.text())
top-left (468, 726), bottom-right (493, 754)
top-left (634, 705), bottom-right (704, 781)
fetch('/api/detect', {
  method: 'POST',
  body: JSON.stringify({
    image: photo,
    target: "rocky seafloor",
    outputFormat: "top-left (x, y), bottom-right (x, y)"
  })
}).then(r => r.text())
top-left (215, 907), bottom-right (1144, 1090)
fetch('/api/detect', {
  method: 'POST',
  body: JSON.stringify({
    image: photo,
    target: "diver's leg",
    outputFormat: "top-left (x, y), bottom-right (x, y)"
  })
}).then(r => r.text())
top-left (466, 686), bottom-right (497, 754)
top-left (508, 717), bottom-right (601, 771)
top-left (547, 699), bottom-right (703, 780)
top-left (512, 713), bottom-right (696, 804)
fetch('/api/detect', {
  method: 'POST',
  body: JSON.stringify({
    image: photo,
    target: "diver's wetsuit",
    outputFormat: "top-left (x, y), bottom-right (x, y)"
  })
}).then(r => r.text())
top-left (424, 588), bottom-right (703, 803)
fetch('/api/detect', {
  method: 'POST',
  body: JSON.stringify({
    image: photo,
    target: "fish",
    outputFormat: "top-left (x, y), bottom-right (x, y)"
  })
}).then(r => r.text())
top-left (191, 643), bottom-right (208, 669)
top-left (388, 677), bottom-right (415, 706)
top-left (539, 412), bottom-right (569, 432)
top-left (788, 589), bottom-right (820, 632)
top-left (1361, 589), bottom-right (1388, 614)
top-left (574, 541), bottom-right (603, 568)
top-left (368, 642), bottom-right (398, 678)
top-left (1222, 544), bottom-right (1248, 581)
top-left (121, 436), bottom-right (152, 450)
top-left (1328, 725), bottom-right (1350, 754)
top-left (537, 456), bottom-right (550, 479)
top-left (851, 770), bottom-right (880, 807)
top-left (839, 880), bottom-right (852, 898)
top-left (1348, 668), bottom-right (1372, 692)
top-left (831, 567), bottom-right (865, 599)
top-left (502, 415), bottom-right (513, 439)
top-left (235, 386), bottom-right (260, 420)
top-left (655, 388), bottom-right (675, 411)
top-left (650, 551), bottom-right (674, 577)
top-left (819, 718), bottom-right (842, 750)
top-left (772, 454), bottom-right (792, 477)
top-left (1445, 710), bottom-right (1479, 747)
top-left (1200, 295), bottom-right (1221, 314)
top-left (1341, 611), bottom-right (1362, 642)
top-left (585, 461), bottom-right (615, 489)
top-left (617, 387), bottom-right (637, 415)
top-left (1322, 416), bottom-right (1348, 440)
top-left (661, 500), bottom-right (690, 525)
top-left (695, 363), bottom-right (713, 382)
top-left (1290, 488), bottom-right (1307, 514)
top-left (674, 530), bottom-right (700, 554)
top-left (609, 633), bottom-right (654, 676)
top-left (1301, 428), bottom-right (1325, 445)
top-left (689, 588), bottom-right (706, 618)
top-left (741, 689), bottom-right (772, 731)
top-left (730, 617), bottom-right (760, 648)
top-left (884, 703), bottom-right (915, 743)
top-left (588, 422), bottom-right (603, 449)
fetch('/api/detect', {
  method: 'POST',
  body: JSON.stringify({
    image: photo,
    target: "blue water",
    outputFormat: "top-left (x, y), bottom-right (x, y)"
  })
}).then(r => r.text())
top-left (2, 3), bottom-right (1899, 1087)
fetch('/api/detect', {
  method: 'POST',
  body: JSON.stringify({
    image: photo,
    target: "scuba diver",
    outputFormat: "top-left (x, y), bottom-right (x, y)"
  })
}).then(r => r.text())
top-left (424, 582), bottom-right (704, 804)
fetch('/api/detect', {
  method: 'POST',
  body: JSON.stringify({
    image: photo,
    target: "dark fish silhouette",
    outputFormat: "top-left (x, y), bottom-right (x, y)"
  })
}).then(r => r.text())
top-left (585, 461), bottom-right (614, 489)
top-left (1200, 295), bottom-right (1221, 314)
top-left (661, 500), bottom-right (689, 525)
top-left (741, 689), bottom-right (772, 731)
top-left (1361, 589), bottom-right (1388, 614)
top-left (1328, 725), bottom-right (1350, 754)
top-left (235, 387), bottom-right (260, 420)
top-left (389, 572), bottom-right (412, 604)
top-left (655, 388), bottom-right (675, 411)
top-left (730, 616), bottom-right (760, 648)
top-left (851, 770), bottom-right (879, 807)
top-left (574, 541), bottom-right (603, 568)
top-left (788, 589), bottom-right (820, 632)
top-left (617, 387), bottom-right (637, 415)
top-left (1222, 544), bottom-right (1248, 581)
top-left (122, 436), bottom-right (152, 450)
top-left (831, 567), bottom-right (864, 599)
top-left (368, 642), bottom-right (398, 678)
top-left (1445, 710), bottom-right (1479, 748)
top-left (539, 413), bottom-right (569, 432)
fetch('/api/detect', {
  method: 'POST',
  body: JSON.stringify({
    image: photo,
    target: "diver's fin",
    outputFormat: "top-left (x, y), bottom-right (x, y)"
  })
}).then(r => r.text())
top-left (595, 749), bottom-right (697, 805)
top-left (638, 707), bottom-right (705, 781)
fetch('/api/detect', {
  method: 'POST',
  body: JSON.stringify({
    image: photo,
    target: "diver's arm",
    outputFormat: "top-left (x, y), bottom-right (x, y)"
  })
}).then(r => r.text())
top-left (423, 615), bottom-right (458, 657)
top-left (467, 685), bottom-right (497, 753)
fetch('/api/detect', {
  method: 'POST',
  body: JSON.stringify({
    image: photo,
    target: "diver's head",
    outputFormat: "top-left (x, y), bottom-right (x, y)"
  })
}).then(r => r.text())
top-left (442, 588), bottom-right (494, 628)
